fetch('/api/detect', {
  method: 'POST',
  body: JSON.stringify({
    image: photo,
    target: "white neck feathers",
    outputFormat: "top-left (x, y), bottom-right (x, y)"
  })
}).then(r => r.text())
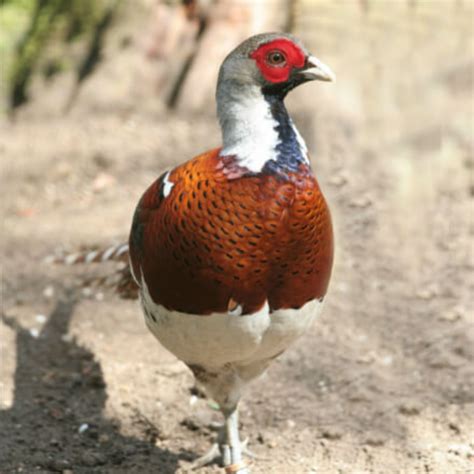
top-left (216, 85), bottom-right (308, 173)
top-left (218, 86), bottom-right (279, 172)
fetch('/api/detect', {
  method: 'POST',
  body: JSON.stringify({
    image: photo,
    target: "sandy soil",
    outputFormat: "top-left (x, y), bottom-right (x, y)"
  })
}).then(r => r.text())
top-left (1, 2), bottom-right (473, 473)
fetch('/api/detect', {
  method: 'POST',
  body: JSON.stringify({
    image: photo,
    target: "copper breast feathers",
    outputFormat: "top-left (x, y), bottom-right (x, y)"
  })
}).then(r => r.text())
top-left (129, 149), bottom-right (333, 316)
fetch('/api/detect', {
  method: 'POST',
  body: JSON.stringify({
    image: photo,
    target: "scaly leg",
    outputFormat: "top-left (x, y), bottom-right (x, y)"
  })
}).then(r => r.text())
top-left (190, 407), bottom-right (251, 472)
top-left (220, 409), bottom-right (250, 473)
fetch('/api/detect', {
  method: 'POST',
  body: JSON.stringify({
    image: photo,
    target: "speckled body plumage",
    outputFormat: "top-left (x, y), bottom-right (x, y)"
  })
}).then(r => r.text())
top-left (130, 148), bottom-right (333, 315)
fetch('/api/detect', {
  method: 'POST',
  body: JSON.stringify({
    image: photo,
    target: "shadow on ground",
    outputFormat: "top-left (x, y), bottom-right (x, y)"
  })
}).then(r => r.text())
top-left (0, 290), bottom-right (194, 473)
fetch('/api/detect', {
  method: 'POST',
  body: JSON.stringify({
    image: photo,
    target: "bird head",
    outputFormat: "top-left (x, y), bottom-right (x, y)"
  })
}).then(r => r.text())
top-left (217, 32), bottom-right (335, 99)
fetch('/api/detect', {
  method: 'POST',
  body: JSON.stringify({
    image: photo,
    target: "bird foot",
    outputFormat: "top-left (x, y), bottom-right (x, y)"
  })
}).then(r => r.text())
top-left (190, 442), bottom-right (220, 470)
top-left (240, 437), bottom-right (258, 460)
top-left (189, 441), bottom-right (252, 473)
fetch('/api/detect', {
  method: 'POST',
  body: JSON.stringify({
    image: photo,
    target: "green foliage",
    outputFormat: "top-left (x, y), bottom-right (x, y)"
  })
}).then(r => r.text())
top-left (3, 0), bottom-right (114, 110)
top-left (0, 0), bottom-right (35, 59)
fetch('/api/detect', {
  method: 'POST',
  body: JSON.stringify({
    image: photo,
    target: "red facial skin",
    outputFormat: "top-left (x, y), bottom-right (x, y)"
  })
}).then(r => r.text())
top-left (250, 39), bottom-right (306, 83)
top-left (129, 149), bottom-right (334, 315)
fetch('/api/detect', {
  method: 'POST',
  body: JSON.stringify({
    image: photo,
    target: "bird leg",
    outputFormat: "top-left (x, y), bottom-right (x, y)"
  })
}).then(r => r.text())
top-left (221, 408), bottom-right (249, 472)
top-left (190, 407), bottom-right (251, 473)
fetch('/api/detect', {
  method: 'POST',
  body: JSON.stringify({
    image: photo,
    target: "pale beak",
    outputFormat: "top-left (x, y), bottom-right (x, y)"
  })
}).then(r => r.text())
top-left (301, 55), bottom-right (336, 82)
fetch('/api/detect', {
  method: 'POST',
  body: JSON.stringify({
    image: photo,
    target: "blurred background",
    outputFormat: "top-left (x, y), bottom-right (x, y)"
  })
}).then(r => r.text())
top-left (1, 1), bottom-right (473, 473)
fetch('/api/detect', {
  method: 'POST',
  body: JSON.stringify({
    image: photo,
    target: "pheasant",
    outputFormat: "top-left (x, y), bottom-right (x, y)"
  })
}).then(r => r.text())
top-left (127, 33), bottom-right (335, 472)
top-left (48, 32), bottom-right (334, 473)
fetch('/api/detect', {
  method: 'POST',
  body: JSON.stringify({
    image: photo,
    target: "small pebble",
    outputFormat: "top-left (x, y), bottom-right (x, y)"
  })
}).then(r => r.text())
top-left (321, 428), bottom-right (343, 440)
top-left (93, 152), bottom-right (112, 169)
top-left (43, 286), bottom-right (55, 299)
top-left (329, 174), bottom-right (347, 187)
top-left (61, 333), bottom-right (74, 343)
top-left (35, 314), bottom-right (47, 324)
top-left (78, 423), bottom-right (89, 434)
top-left (80, 452), bottom-right (106, 467)
top-left (46, 459), bottom-right (70, 471)
top-left (364, 435), bottom-right (385, 447)
top-left (286, 419), bottom-right (296, 429)
top-left (448, 422), bottom-right (461, 434)
top-left (357, 353), bottom-right (375, 364)
top-left (398, 402), bottom-right (421, 416)
top-left (82, 288), bottom-right (93, 298)
top-left (380, 355), bottom-right (393, 366)
top-left (181, 417), bottom-right (200, 431)
top-left (29, 328), bottom-right (40, 338)
top-left (439, 306), bottom-right (464, 322)
top-left (92, 172), bottom-right (116, 192)
top-left (349, 196), bottom-right (372, 208)
top-left (416, 288), bottom-right (436, 300)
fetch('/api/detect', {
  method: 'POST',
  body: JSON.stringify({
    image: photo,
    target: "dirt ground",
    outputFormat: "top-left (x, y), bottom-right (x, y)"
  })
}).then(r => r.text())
top-left (1, 2), bottom-right (473, 473)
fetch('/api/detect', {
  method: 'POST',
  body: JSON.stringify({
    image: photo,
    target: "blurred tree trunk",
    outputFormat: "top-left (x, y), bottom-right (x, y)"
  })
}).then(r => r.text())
top-left (173, 0), bottom-right (291, 112)
top-left (137, 0), bottom-right (293, 111)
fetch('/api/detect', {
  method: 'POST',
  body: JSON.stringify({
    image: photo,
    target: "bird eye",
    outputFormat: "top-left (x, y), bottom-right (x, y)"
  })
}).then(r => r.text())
top-left (266, 50), bottom-right (286, 66)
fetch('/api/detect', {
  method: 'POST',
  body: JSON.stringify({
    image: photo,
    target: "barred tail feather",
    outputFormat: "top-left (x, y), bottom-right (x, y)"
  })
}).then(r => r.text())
top-left (44, 242), bottom-right (139, 300)
top-left (83, 265), bottom-right (139, 300)
top-left (44, 243), bottom-right (129, 265)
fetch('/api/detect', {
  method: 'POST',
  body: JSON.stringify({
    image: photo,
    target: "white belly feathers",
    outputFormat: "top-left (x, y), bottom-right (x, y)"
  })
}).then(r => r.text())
top-left (140, 277), bottom-right (323, 369)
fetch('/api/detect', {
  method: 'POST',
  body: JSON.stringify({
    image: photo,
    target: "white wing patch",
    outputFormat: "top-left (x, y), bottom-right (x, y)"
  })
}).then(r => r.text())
top-left (162, 171), bottom-right (174, 198)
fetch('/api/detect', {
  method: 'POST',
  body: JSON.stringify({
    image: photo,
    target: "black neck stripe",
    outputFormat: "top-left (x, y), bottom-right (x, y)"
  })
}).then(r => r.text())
top-left (262, 94), bottom-right (308, 176)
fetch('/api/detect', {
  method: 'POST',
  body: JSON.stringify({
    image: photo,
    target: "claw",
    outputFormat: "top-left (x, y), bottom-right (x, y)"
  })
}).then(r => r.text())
top-left (241, 438), bottom-right (258, 459)
top-left (189, 409), bottom-right (254, 472)
top-left (189, 440), bottom-right (254, 472)
top-left (190, 442), bottom-right (220, 470)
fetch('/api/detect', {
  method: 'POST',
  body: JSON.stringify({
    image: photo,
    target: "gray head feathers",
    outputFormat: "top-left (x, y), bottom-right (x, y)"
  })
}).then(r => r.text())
top-left (216, 32), bottom-right (309, 92)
